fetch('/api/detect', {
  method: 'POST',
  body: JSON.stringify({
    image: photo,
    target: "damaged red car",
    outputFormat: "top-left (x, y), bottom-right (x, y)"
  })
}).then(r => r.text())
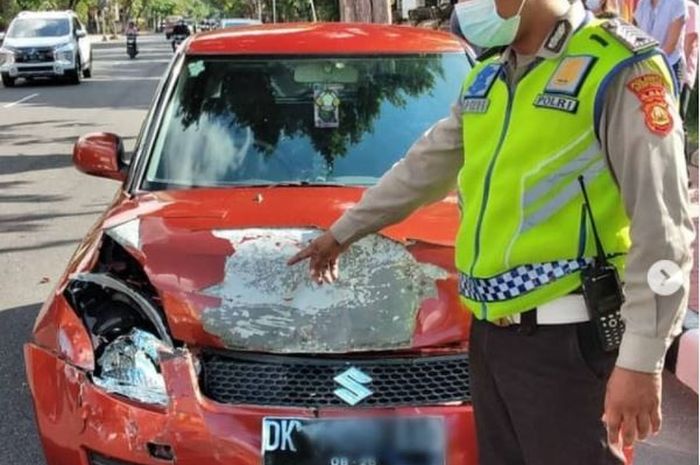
top-left (25, 23), bottom-right (477, 465)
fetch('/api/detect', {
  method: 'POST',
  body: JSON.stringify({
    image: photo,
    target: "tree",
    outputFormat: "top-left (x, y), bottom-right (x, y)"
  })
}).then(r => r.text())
top-left (339, 0), bottom-right (390, 23)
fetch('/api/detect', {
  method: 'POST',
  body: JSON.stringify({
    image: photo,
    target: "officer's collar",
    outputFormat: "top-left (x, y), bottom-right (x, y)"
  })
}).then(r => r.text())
top-left (499, 1), bottom-right (587, 64)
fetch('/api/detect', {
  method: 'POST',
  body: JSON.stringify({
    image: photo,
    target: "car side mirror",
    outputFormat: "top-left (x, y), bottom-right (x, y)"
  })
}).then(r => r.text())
top-left (73, 132), bottom-right (127, 181)
top-left (76, 29), bottom-right (86, 38)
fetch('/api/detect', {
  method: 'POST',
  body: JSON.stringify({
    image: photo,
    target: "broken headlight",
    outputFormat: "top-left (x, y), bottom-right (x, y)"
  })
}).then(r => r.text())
top-left (93, 328), bottom-right (169, 406)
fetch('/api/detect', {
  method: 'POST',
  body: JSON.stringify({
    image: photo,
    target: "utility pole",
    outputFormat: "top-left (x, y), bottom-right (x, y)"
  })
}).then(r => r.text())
top-left (272, 0), bottom-right (277, 22)
top-left (339, 0), bottom-right (391, 23)
top-left (256, 0), bottom-right (262, 21)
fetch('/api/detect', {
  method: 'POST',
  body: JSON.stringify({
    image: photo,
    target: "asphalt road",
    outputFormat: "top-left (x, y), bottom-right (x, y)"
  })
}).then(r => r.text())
top-left (0, 32), bottom-right (696, 465)
top-left (0, 33), bottom-right (170, 465)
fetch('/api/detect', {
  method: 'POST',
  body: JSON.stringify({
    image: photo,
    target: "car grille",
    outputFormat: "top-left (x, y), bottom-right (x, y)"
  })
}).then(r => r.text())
top-left (200, 351), bottom-right (471, 408)
top-left (14, 47), bottom-right (54, 63)
top-left (17, 65), bottom-right (53, 73)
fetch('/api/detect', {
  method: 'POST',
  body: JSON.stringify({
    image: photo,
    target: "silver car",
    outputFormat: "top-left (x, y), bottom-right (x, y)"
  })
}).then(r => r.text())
top-left (0, 10), bottom-right (92, 87)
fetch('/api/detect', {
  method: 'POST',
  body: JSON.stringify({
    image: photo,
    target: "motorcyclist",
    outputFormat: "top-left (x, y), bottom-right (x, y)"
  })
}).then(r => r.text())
top-left (172, 20), bottom-right (190, 37)
top-left (125, 20), bottom-right (138, 56)
top-left (171, 20), bottom-right (191, 51)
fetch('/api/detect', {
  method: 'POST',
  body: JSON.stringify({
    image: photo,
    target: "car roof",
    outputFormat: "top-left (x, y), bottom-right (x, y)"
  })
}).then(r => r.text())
top-left (187, 23), bottom-right (465, 56)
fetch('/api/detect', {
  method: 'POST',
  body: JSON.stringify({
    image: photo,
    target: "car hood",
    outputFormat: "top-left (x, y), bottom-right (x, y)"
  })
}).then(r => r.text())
top-left (3, 35), bottom-right (72, 49)
top-left (94, 187), bottom-right (468, 353)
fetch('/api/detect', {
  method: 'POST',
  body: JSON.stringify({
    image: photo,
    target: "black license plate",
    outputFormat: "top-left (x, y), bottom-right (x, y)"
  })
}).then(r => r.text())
top-left (262, 417), bottom-right (445, 465)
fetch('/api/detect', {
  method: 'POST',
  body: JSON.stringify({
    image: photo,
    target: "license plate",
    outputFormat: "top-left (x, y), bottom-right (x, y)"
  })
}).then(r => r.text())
top-left (262, 417), bottom-right (445, 465)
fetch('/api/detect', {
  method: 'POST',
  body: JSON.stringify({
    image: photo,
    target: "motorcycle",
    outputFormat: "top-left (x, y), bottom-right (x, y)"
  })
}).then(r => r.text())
top-left (171, 33), bottom-right (187, 52)
top-left (126, 33), bottom-right (138, 59)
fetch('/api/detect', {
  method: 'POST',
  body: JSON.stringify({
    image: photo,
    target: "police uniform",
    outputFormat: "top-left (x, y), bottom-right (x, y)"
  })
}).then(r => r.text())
top-left (329, 3), bottom-right (694, 464)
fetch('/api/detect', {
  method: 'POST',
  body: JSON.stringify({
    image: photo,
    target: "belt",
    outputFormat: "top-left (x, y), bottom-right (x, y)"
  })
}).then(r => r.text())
top-left (491, 295), bottom-right (590, 327)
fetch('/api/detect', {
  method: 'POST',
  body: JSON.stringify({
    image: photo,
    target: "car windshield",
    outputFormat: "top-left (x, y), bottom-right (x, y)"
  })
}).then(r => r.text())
top-left (7, 18), bottom-right (70, 38)
top-left (144, 53), bottom-right (470, 190)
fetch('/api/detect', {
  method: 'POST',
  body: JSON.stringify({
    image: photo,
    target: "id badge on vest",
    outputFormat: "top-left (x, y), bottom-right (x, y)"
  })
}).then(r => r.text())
top-left (461, 63), bottom-right (501, 114)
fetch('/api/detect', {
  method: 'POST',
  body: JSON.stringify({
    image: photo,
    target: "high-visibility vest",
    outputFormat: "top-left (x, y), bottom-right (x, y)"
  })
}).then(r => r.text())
top-left (456, 19), bottom-right (675, 321)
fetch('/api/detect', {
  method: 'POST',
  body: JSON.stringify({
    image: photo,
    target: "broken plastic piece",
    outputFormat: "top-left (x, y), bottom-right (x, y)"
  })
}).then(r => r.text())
top-left (93, 329), bottom-right (169, 406)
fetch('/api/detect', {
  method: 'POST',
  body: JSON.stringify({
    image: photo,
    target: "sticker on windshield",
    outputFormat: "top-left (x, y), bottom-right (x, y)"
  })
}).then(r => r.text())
top-left (188, 60), bottom-right (205, 77)
top-left (314, 86), bottom-right (341, 128)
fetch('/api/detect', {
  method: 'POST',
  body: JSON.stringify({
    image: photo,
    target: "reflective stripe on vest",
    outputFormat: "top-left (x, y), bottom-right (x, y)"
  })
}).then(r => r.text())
top-left (456, 20), bottom-right (675, 321)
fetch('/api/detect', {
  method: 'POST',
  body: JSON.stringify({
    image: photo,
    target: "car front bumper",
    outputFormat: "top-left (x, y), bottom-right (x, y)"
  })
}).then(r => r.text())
top-left (25, 343), bottom-right (478, 465)
top-left (1, 61), bottom-right (76, 78)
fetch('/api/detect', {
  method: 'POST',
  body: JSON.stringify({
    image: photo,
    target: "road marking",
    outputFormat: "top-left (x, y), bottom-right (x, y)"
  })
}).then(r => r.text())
top-left (90, 76), bottom-right (162, 81)
top-left (3, 93), bottom-right (39, 108)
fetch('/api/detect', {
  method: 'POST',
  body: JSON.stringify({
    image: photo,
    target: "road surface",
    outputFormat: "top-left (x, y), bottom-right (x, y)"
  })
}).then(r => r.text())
top-left (0, 34), bottom-right (169, 464)
top-left (0, 33), bottom-right (696, 465)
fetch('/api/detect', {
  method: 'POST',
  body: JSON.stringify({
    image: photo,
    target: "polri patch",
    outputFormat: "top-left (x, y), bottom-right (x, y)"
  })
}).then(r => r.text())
top-left (626, 74), bottom-right (673, 136)
top-left (465, 64), bottom-right (502, 98)
top-left (461, 97), bottom-right (490, 114)
top-left (545, 56), bottom-right (596, 96)
top-left (534, 94), bottom-right (579, 113)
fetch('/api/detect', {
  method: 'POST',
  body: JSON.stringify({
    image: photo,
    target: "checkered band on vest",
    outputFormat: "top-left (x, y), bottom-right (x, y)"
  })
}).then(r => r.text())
top-left (459, 258), bottom-right (594, 302)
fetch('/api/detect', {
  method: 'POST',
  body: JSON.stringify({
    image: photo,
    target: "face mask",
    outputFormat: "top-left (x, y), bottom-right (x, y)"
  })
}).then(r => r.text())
top-left (455, 0), bottom-right (527, 48)
top-left (586, 0), bottom-right (602, 10)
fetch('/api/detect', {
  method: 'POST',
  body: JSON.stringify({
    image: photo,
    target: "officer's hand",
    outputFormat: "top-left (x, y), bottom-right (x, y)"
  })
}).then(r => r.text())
top-left (287, 232), bottom-right (345, 284)
top-left (603, 367), bottom-right (662, 448)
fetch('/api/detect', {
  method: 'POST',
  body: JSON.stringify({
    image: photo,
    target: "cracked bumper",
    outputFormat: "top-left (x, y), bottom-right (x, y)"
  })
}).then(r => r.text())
top-left (25, 343), bottom-right (478, 465)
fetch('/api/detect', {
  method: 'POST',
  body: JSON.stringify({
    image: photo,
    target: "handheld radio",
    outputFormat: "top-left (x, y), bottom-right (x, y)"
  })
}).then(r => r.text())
top-left (577, 176), bottom-right (625, 352)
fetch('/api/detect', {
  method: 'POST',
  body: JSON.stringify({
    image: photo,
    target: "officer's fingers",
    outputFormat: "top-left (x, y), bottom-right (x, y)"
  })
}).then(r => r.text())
top-left (604, 411), bottom-right (623, 445)
top-left (329, 258), bottom-right (339, 281)
top-left (650, 405), bottom-right (662, 435)
top-left (288, 245), bottom-right (315, 266)
top-left (621, 417), bottom-right (637, 448)
top-left (308, 255), bottom-right (325, 284)
top-left (636, 413), bottom-right (652, 442)
top-left (322, 267), bottom-right (335, 284)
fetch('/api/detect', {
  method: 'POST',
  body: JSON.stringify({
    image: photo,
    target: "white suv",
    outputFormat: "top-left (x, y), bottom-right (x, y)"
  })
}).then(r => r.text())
top-left (0, 10), bottom-right (92, 87)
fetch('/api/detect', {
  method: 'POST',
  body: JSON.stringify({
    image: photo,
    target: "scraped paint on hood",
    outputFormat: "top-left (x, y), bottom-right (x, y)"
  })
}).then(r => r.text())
top-left (200, 229), bottom-right (448, 353)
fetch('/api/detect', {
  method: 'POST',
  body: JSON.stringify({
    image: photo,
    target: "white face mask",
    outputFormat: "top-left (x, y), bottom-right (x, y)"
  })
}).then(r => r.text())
top-left (586, 0), bottom-right (602, 11)
top-left (455, 0), bottom-right (528, 48)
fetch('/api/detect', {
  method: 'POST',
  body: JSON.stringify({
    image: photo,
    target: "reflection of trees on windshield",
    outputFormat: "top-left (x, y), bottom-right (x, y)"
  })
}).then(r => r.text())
top-left (175, 57), bottom-right (444, 168)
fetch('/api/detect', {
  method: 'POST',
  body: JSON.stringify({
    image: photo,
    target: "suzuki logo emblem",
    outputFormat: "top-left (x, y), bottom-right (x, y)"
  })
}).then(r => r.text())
top-left (333, 367), bottom-right (373, 406)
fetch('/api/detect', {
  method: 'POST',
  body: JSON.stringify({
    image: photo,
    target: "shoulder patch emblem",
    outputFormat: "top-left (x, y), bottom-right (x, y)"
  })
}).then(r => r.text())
top-left (465, 64), bottom-right (502, 98)
top-left (545, 56), bottom-right (596, 96)
top-left (601, 20), bottom-right (658, 53)
top-left (627, 74), bottom-right (673, 136)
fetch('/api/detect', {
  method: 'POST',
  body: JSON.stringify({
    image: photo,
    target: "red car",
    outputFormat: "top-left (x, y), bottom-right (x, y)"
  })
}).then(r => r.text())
top-left (25, 24), bottom-right (478, 465)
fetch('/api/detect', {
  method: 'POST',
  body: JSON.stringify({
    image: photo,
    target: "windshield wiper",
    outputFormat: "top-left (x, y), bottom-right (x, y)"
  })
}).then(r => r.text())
top-left (224, 180), bottom-right (345, 188)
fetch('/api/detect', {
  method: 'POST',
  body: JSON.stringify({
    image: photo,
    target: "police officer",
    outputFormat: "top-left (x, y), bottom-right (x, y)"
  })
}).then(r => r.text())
top-left (289, 0), bottom-right (694, 462)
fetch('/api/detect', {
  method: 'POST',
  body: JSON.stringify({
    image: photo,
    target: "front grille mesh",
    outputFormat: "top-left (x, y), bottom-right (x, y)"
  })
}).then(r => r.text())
top-left (201, 352), bottom-right (470, 408)
top-left (15, 47), bottom-right (54, 63)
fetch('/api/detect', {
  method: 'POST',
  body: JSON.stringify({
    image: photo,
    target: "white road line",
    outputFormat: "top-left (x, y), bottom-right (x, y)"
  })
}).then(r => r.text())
top-left (3, 93), bottom-right (39, 109)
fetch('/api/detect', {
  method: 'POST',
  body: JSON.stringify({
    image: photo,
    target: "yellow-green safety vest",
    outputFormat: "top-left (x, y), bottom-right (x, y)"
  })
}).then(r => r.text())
top-left (456, 19), bottom-right (676, 321)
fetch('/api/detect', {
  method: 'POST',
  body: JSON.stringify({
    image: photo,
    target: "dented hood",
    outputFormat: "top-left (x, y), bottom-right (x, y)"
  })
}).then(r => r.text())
top-left (100, 187), bottom-right (469, 353)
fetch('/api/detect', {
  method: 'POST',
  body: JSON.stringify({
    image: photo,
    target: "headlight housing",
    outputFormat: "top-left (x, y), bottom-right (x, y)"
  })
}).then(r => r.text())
top-left (0, 47), bottom-right (15, 66)
top-left (93, 328), bottom-right (169, 406)
top-left (53, 42), bottom-right (74, 63)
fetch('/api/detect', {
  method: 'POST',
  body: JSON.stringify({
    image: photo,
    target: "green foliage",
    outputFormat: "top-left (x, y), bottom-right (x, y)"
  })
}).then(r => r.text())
top-left (0, 0), bottom-right (340, 29)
